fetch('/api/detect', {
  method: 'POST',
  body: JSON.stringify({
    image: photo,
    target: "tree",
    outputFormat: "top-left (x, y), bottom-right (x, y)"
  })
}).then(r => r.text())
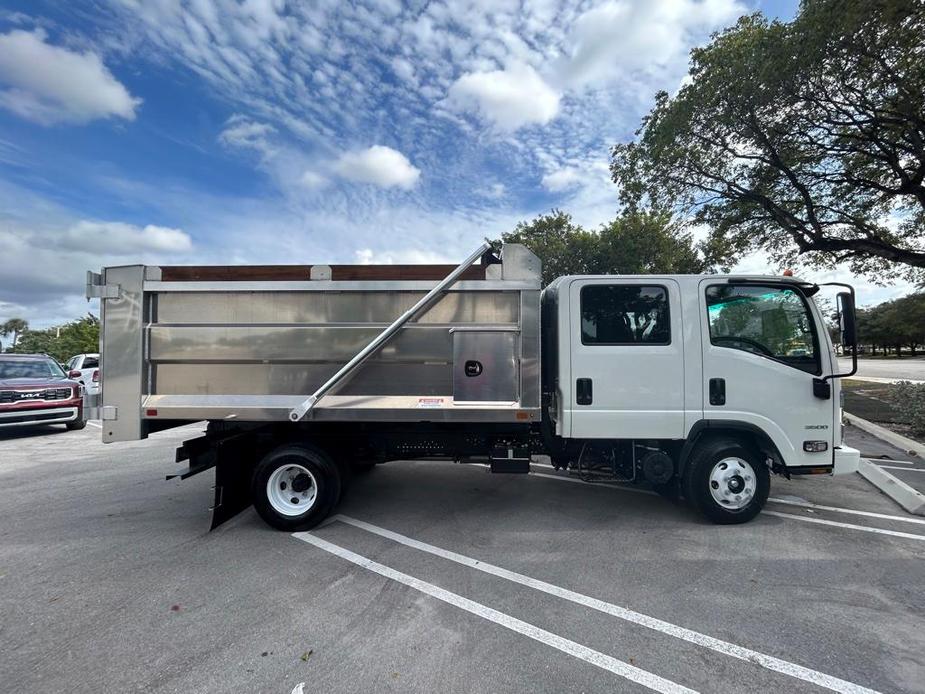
top-left (882, 292), bottom-right (925, 355)
top-left (611, 0), bottom-right (925, 282)
top-left (12, 315), bottom-right (100, 363)
top-left (493, 209), bottom-right (709, 286)
top-left (1, 318), bottom-right (28, 351)
top-left (855, 293), bottom-right (925, 355)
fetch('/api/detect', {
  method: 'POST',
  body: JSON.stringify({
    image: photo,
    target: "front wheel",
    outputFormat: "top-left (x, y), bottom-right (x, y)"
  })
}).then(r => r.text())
top-left (252, 444), bottom-right (342, 531)
top-left (683, 438), bottom-right (769, 524)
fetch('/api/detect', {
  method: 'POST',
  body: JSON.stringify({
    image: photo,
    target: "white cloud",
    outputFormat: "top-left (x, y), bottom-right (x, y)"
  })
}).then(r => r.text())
top-left (0, 179), bottom-right (196, 321)
top-left (355, 248), bottom-right (456, 265)
top-left (556, 0), bottom-right (744, 89)
top-left (391, 56), bottom-right (417, 85)
top-left (333, 145), bottom-right (421, 189)
top-left (447, 63), bottom-right (561, 132)
top-left (218, 114), bottom-right (276, 153)
top-left (479, 182), bottom-right (507, 199)
top-left (299, 170), bottom-right (328, 188)
top-left (0, 29), bottom-right (140, 125)
top-left (541, 167), bottom-right (583, 192)
top-left (57, 220), bottom-right (192, 255)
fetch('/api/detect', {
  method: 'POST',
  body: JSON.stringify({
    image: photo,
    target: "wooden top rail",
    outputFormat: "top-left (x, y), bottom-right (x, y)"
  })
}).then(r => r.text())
top-left (159, 264), bottom-right (488, 282)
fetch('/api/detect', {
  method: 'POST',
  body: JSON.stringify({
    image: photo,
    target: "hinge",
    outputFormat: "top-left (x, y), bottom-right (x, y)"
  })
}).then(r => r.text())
top-left (86, 271), bottom-right (120, 300)
top-left (88, 405), bottom-right (118, 421)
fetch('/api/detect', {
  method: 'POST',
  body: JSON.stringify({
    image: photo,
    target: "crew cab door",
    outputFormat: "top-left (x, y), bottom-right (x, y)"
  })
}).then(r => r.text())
top-left (699, 281), bottom-right (836, 469)
top-left (566, 278), bottom-right (685, 439)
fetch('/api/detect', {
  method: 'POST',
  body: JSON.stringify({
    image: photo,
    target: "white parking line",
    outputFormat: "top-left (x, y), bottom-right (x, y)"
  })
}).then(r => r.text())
top-left (868, 459), bottom-right (915, 466)
top-left (525, 462), bottom-right (925, 530)
top-left (293, 531), bottom-right (696, 694)
top-left (762, 511), bottom-right (925, 541)
top-left (878, 465), bottom-right (925, 473)
top-left (764, 497), bottom-right (925, 526)
top-left (86, 420), bottom-right (102, 429)
top-left (329, 514), bottom-right (882, 694)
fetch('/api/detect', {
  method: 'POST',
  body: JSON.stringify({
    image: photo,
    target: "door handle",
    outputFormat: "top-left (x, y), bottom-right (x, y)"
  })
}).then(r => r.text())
top-left (709, 378), bottom-right (725, 406)
top-left (576, 378), bottom-right (593, 405)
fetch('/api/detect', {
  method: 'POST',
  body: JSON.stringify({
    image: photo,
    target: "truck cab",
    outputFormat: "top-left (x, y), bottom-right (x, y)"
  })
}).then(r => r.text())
top-left (542, 274), bottom-right (860, 523)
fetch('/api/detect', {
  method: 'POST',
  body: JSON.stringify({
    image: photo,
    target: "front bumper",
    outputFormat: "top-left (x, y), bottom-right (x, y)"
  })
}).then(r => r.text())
top-left (0, 406), bottom-right (80, 428)
top-left (833, 445), bottom-right (861, 475)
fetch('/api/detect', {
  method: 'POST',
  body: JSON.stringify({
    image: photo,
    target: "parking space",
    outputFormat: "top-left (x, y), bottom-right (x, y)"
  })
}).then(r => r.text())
top-left (1, 424), bottom-right (924, 694)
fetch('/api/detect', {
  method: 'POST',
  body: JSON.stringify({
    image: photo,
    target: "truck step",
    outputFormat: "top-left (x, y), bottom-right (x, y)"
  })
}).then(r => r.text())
top-left (490, 458), bottom-right (531, 473)
top-left (489, 446), bottom-right (531, 473)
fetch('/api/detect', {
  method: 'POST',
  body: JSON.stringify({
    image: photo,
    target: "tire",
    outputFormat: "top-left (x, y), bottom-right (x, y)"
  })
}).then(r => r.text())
top-left (66, 418), bottom-right (87, 431)
top-left (682, 437), bottom-right (769, 524)
top-left (251, 444), bottom-right (342, 531)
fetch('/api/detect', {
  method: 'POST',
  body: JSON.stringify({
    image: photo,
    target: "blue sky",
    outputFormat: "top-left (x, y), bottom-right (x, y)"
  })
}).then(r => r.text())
top-left (6, 0), bottom-right (905, 329)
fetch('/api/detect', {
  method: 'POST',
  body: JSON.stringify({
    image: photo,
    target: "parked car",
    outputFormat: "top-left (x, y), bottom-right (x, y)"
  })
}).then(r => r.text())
top-left (66, 353), bottom-right (100, 396)
top-left (0, 354), bottom-right (85, 430)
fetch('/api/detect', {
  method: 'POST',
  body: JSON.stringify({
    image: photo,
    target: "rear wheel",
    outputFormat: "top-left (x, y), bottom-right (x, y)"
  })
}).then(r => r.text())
top-left (252, 444), bottom-right (341, 531)
top-left (683, 438), bottom-right (769, 524)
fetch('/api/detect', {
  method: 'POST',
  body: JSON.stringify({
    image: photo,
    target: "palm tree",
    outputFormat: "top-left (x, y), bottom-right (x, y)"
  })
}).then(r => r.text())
top-left (1, 318), bottom-right (28, 351)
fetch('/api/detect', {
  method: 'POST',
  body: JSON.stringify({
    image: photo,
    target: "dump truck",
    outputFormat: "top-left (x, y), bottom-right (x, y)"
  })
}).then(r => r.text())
top-left (87, 243), bottom-right (860, 530)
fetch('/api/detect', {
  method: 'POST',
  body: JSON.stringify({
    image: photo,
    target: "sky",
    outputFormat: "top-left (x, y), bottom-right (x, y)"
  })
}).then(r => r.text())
top-left (0, 0), bottom-right (912, 329)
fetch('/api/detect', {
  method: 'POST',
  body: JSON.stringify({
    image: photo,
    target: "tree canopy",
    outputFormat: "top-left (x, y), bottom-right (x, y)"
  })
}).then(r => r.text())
top-left (611, 0), bottom-right (925, 282)
top-left (10, 315), bottom-right (100, 363)
top-left (492, 209), bottom-right (708, 286)
top-left (855, 292), bottom-right (925, 355)
top-left (492, 210), bottom-right (708, 285)
top-left (0, 318), bottom-right (28, 351)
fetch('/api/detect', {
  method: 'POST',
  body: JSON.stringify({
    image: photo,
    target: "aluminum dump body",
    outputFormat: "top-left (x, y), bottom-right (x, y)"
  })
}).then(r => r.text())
top-left (90, 245), bottom-right (541, 442)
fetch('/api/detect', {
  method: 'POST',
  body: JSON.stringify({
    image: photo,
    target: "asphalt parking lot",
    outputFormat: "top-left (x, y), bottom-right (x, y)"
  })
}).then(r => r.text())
top-left (837, 357), bottom-right (925, 383)
top-left (2, 423), bottom-right (924, 694)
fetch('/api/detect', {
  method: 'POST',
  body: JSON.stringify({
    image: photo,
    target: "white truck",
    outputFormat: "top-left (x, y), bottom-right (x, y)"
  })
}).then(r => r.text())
top-left (87, 243), bottom-right (860, 530)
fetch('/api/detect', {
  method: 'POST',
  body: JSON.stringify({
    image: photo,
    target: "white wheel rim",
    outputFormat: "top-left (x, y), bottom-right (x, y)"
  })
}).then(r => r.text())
top-left (267, 464), bottom-right (318, 517)
top-left (708, 457), bottom-right (756, 510)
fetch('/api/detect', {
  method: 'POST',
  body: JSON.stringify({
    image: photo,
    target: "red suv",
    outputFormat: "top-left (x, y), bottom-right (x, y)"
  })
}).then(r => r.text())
top-left (0, 354), bottom-right (86, 431)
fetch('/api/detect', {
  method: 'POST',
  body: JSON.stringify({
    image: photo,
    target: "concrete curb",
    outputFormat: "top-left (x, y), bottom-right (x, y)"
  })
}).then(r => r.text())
top-left (844, 412), bottom-right (925, 459)
top-left (857, 460), bottom-right (925, 516)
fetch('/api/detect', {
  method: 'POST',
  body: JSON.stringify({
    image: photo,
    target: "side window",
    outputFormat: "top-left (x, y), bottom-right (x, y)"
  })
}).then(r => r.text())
top-left (581, 285), bottom-right (670, 345)
top-left (706, 285), bottom-right (820, 374)
top-left (83, 356), bottom-right (99, 369)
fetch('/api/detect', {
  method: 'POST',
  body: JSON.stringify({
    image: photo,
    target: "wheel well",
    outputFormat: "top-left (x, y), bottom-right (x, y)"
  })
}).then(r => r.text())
top-left (679, 421), bottom-right (782, 475)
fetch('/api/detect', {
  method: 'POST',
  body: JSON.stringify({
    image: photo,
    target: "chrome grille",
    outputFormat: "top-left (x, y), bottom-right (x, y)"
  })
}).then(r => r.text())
top-left (0, 387), bottom-right (73, 403)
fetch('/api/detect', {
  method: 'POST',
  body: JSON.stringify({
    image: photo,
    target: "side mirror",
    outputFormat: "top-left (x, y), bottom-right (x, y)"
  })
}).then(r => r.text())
top-left (68, 369), bottom-right (81, 379)
top-left (837, 292), bottom-right (857, 346)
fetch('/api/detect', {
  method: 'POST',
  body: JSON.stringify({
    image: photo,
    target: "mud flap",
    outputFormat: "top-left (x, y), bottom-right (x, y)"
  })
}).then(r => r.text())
top-left (175, 430), bottom-right (257, 531)
top-left (210, 456), bottom-right (253, 530)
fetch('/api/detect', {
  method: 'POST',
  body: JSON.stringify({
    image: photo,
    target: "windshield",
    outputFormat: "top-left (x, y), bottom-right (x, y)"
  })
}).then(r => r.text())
top-left (0, 359), bottom-right (67, 380)
top-left (706, 285), bottom-right (820, 374)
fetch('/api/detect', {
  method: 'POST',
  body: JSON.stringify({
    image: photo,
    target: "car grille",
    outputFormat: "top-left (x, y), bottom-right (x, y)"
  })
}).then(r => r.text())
top-left (0, 387), bottom-right (73, 403)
